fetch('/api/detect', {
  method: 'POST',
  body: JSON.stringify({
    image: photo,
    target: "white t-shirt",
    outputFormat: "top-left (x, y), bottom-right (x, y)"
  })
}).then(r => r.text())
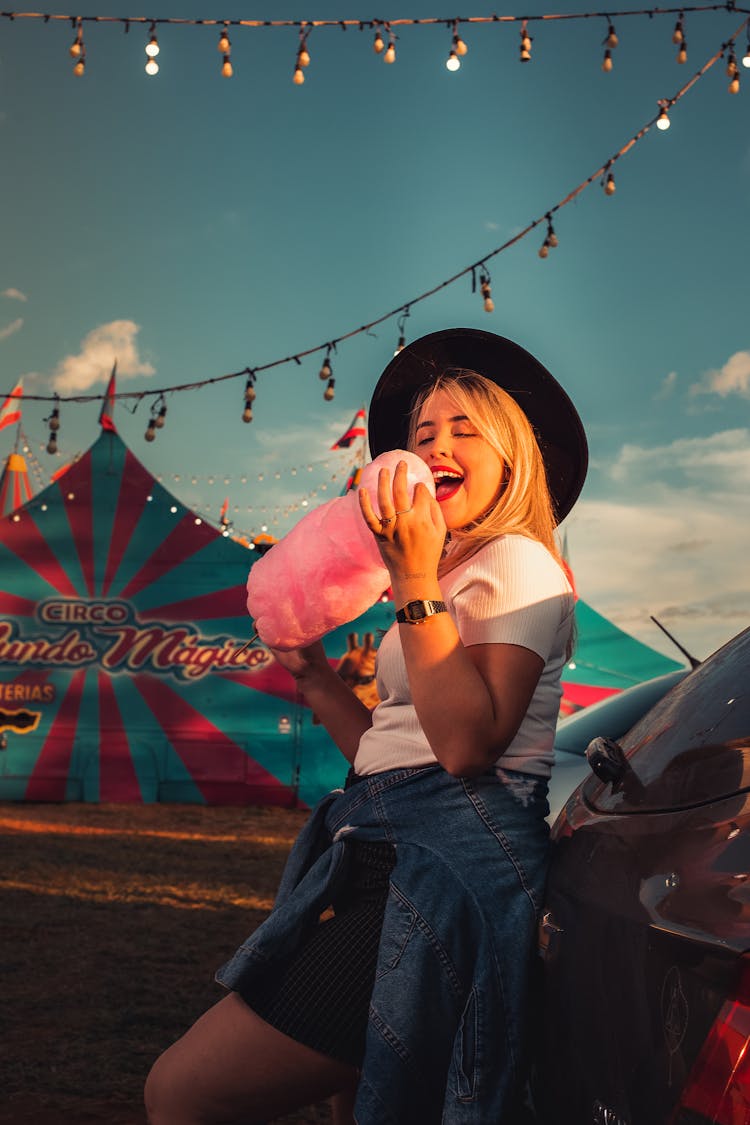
top-left (353, 534), bottom-right (575, 779)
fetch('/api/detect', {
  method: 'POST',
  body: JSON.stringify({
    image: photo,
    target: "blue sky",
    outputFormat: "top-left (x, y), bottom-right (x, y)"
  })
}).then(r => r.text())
top-left (1, 0), bottom-right (748, 662)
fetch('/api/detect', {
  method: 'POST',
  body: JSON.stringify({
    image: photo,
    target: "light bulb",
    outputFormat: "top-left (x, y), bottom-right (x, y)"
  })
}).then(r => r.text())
top-left (672, 21), bottom-right (683, 45)
top-left (324, 377), bottom-right (335, 401)
top-left (155, 406), bottom-right (167, 429)
top-left (69, 38), bottom-right (82, 59)
top-left (298, 47), bottom-right (310, 67)
top-left (602, 49), bottom-right (613, 72)
top-left (656, 107), bottom-right (671, 130)
top-left (726, 54), bottom-right (738, 77)
top-left (480, 279), bottom-right (493, 312)
top-left (222, 56), bottom-right (233, 78)
top-left (455, 35), bottom-right (468, 56)
top-left (218, 31), bottom-right (230, 53)
top-left (604, 171), bottom-right (616, 195)
top-left (319, 357), bottom-right (332, 380)
top-left (539, 241), bottom-right (550, 259)
top-left (242, 406), bottom-right (253, 423)
top-left (48, 409), bottom-right (60, 432)
top-left (145, 35), bottom-right (160, 58)
top-left (145, 58), bottom-right (159, 76)
top-left (293, 67), bottom-right (305, 85)
top-left (373, 31), bottom-right (385, 53)
top-left (743, 47), bottom-right (750, 69)
top-left (606, 26), bottom-right (618, 49)
top-left (446, 51), bottom-right (460, 71)
top-left (384, 43), bottom-right (396, 64)
top-left (394, 334), bottom-right (406, 355)
top-left (73, 58), bottom-right (85, 76)
top-left (145, 421), bottom-right (156, 442)
top-left (47, 435), bottom-right (58, 455)
top-left (677, 43), bottom-right (687, 64)
top-left (547, 229), bottom-right (558, 249)
top-left (729, 74), bottom-right (740, 94)
top-left (245, 381), bottom-right (256, 403)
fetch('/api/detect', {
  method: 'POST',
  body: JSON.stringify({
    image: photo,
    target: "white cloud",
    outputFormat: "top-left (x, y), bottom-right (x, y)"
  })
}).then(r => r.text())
top-left (609, 428), bottom-right (750, 491)
top-left (0, 317), bottom-right (23, 341)
top-left (2, 288), bottom-right (27, 302)
top-left (690, 348), bottom-right (750, 399)
top-left (564, 429), bottom-right (750, 661)
top-left (654, 370), bottom-right (677, 400)
top-left (50, 320), bottom-right (155, 394)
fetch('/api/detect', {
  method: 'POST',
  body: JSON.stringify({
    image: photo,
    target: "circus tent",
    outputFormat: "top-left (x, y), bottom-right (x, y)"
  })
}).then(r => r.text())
top-left (0, 422), bottom-right (682, 808)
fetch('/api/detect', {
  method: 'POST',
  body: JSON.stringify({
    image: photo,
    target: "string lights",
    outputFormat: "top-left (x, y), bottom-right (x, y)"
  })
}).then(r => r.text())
top-left (293, 27), bottom-right (311, 84)
top-left (45, 398), bottom-right (61, 456)
top-left (242, 372), bottom-right (256, 423)
top-left (602, 160), bottom-right (617, 193)
top-left (602, 20), bottom-right (619, 70)
top-left (69, 15), bottom-right (85, 75)
top-left (446, 20), bottom-right (468, 70)
top-left (520, 20), bottom-right (533, 62)
top-left (0, 5), bottom-right (746, 83)
top-left (219, 23), bottom-right (232, 77)
top-left (3, 10), bottom-right (748, 445)
top-left (539, 214), bottom-right (559, 258)
top-left (144, 395), bottom-right (167, 442)
top-left (144, 22), bottom-right (160, 76)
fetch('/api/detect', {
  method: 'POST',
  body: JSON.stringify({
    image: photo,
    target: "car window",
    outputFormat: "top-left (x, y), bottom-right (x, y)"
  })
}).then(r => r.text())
top-left (554, 671), bottom-right (687, 757)
top-left (583, 627), bottom-right (750, 813)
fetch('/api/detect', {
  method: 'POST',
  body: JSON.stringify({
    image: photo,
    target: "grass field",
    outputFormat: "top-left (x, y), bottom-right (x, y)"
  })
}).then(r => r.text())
top-left (0, 802), bottom-right (333, 1125)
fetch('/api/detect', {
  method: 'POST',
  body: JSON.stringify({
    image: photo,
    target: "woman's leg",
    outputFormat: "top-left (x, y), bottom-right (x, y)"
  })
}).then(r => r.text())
top-left (145, 992), bottom-right (358, 1125)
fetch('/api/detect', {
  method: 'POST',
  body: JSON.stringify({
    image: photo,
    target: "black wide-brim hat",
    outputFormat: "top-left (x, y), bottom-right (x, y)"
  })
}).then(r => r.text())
top-left (368, 327), bottom-right (588, 523)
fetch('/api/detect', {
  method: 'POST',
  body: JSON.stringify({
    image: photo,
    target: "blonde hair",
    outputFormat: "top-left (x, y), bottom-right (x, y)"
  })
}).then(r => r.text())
top-left (406, 368), bottom-right (563, 576)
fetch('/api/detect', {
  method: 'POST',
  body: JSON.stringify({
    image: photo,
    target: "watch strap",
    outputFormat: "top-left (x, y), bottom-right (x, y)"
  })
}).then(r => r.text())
top-left (396, 599), bottom-right (448, 624)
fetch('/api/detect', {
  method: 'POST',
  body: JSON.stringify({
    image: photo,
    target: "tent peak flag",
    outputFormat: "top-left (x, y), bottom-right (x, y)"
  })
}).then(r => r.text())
top-left (331, 407), bottom-right (366, 450)
top-left (99, 362), bottom-right (117, 433)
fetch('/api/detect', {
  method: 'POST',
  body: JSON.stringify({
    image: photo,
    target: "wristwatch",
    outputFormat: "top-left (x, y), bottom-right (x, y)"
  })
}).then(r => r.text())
top-left (396, 599), bottom-right (447, 625)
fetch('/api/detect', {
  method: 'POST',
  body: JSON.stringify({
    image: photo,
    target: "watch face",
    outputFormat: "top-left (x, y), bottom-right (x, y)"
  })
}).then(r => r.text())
top-left (409, 601), bottom-right (427, 620)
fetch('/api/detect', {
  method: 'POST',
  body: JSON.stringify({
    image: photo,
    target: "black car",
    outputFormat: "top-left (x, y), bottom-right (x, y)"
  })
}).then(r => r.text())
top-left (534, 625), bottom-right (750, 1125)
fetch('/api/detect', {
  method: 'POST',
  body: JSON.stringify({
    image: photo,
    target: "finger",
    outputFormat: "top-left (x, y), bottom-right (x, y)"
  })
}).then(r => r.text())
top-left (391, 460), bottom-right (411, 512)
top-left (358, 487), bottom-right (383, 534)
top-left (377, 467), bottom-right (394, 519)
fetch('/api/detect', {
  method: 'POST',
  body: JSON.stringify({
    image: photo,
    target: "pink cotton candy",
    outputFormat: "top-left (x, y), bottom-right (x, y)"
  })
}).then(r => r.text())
top-left (247, 449), bottom-right (435, 649)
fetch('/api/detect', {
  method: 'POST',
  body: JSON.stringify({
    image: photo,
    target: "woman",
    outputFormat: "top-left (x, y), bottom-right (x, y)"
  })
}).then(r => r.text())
top-left (145, 328), bottom-right (587, 1125)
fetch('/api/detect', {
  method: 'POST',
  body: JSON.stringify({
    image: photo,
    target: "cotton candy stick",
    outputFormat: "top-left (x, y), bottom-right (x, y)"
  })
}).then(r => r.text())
top-left (246, 449), bottom-right (435, 649)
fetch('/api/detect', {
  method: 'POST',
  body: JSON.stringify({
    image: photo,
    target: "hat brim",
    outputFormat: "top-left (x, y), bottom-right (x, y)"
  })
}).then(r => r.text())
top-left (367, 327), bottom-right (588, 523)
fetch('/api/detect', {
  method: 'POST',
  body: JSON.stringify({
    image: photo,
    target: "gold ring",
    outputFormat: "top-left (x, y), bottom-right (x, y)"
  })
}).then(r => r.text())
top-left (379, 516), bottom-right (395, 526)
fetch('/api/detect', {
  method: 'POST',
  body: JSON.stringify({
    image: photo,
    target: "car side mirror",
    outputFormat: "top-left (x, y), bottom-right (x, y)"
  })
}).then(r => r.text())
top-left (586, 736), bottom-right (647, 805)
top-left (586, 736), bottom-right (628, 785)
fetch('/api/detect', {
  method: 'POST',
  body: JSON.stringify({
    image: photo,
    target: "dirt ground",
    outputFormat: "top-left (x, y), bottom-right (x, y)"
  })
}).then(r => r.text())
top-left (0, 801), bottom-right (333, 1125)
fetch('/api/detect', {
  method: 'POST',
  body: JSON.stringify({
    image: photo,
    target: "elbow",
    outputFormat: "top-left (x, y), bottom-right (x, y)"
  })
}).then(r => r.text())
top-left (439, 741), bottom-right (506, 779)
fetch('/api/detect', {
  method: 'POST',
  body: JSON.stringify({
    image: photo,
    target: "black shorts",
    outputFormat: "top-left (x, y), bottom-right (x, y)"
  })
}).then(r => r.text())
top-left (235, 839), bottom-right (396, 1067)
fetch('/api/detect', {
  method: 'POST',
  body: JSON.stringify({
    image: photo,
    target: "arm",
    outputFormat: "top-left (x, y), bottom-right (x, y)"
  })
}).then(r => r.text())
top-left (359, 463), bottom-right (544, 777)
top-left (270, 642), bottom-right (373, 765)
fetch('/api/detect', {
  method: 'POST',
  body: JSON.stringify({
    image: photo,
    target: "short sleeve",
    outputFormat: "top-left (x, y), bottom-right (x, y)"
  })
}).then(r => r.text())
top-left (444, 536), bottom-right (574, 662)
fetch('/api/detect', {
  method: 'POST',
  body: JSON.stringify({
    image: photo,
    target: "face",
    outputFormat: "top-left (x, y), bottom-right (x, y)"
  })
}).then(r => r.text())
top-left (413, 388), bottom-right (506, 529)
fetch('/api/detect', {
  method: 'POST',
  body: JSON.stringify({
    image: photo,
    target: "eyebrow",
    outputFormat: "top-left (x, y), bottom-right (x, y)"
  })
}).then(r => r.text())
top-left (415, 414), bottom-right (470, 432)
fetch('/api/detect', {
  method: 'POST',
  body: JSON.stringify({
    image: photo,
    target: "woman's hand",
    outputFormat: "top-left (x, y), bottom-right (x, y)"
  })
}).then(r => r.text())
top-left (358, 461), bottom-right (446, 599)
top-left (269, 640), bottom-right (329, 684)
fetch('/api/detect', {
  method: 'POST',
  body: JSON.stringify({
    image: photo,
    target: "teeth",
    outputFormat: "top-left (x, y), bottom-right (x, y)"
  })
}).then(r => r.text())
top-left (433, 469), bottom-right (462, 481)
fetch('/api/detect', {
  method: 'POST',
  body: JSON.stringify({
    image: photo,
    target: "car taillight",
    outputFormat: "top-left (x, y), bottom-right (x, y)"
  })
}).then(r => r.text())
top-left (671, 955), bottom-right (750, 1124)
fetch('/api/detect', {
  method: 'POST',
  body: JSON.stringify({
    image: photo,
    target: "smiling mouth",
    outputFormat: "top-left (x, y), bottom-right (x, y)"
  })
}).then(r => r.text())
top-left (432, 470), bottom-right (464, 501)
